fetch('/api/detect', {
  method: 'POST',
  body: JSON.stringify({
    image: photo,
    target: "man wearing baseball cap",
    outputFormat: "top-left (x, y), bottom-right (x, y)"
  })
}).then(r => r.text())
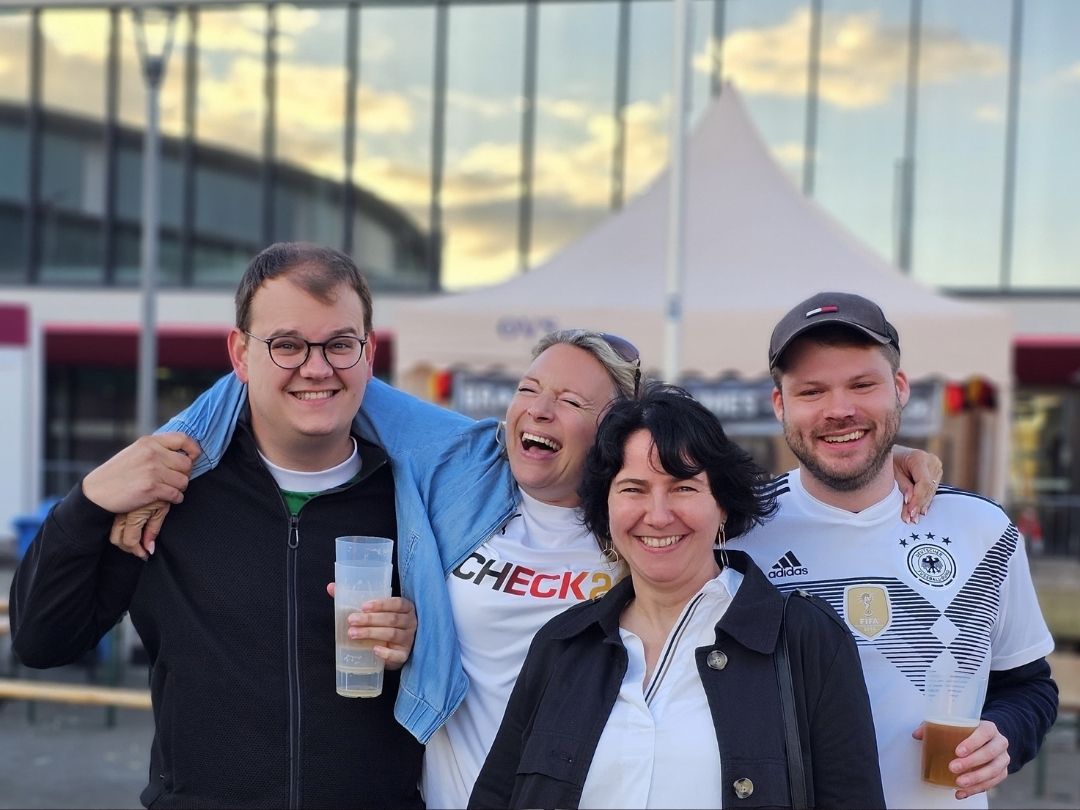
top-left (729, 292), bottom-right (1058, 808)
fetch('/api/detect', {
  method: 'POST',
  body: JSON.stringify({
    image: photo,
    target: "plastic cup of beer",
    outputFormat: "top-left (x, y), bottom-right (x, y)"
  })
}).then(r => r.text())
top-left (921, 664), bottom-right (988, 788)
top-left (334, 536), bottom-right (393, 698)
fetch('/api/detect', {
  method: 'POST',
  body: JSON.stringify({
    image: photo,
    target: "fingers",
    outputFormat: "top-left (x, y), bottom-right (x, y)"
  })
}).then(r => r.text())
top-left (109, 503), bottom-right (172, 560)
top-left (953, 750), bottom-right (1009, 799)
top-left (142, 507), bottom-right (170, 557)
top-left (345, 597), bottom-right (417, 671)
top-left (894, 447), bottom-right (942, 524)
top-left (84, 434), bottom-right (196, 513)
top-left (110, 514), bottom-right (148, 561)
top-left (906, 476), bottom-right (937, 524)
top-left (376, 644), bottom-right (410, 670)
top-left (950, 722), bottom-right (1010, 799)
top-left (155, 431), bottom-right (204, 461)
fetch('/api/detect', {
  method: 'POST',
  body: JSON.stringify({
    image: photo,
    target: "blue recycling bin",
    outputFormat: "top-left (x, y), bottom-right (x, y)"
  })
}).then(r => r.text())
top-left (12, 497), bottom-right (61, 559)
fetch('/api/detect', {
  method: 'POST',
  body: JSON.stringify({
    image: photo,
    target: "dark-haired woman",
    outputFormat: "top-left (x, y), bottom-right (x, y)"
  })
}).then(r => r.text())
top-left (470, 384), bottom-right (885, 809)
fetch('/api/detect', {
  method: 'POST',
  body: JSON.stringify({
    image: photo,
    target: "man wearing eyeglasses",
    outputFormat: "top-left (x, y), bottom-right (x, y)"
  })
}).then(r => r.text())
top-left (10, 243), bottom-right (425, 808)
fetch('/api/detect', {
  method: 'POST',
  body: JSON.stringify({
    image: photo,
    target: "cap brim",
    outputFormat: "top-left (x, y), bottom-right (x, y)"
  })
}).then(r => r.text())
top-left (770, 319), bottom-right (893, 369)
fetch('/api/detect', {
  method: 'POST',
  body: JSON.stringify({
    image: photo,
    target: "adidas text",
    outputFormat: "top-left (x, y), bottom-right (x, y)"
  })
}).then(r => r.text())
top-left (768, 566), bottom-right (808, 579)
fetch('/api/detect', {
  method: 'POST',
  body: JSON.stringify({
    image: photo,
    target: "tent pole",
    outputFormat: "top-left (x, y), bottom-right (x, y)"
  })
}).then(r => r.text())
top-left (664, 0), bottom-right (691, 383)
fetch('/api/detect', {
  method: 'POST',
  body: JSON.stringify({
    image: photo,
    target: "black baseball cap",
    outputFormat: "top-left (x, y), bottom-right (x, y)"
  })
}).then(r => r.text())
top-left (768, 292), bottom-right (900, 369)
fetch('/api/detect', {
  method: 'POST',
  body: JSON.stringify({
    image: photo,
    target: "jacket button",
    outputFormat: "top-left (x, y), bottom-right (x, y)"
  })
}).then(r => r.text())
top-left (706, 650), bottom-right (728, 670)
top-left (733, 777), bottom-right (754, 799)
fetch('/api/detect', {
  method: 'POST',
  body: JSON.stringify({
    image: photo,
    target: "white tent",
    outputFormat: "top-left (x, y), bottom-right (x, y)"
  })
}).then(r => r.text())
top-left (393, 84), bottom-right (1012, 496)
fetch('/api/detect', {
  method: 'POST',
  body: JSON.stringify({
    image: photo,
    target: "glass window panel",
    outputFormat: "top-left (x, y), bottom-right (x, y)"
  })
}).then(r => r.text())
top-left (192, 239), bottom-right (253, 287)
top-left (0, 12), bottom-right (29, 104)
top-left (1011, 0), bottom-right (1080, 290)
top-left (0, 121), bottom-right (25, 205)
top-left (355, 6), bottom-right (435, 288)
top-left (440, 4), bottom-right (525, 290)
top-left (355, 6), bottom-right (434, 229)
top-left (274, 5), bottom-right (346, 247)
top-left (274, 172), bottom-right (342, 246)
top-left (192, 155), bottom-right (261, 284)
top-left (912, 0), bottom-right (1011, 288)
top-left (0, 13), bottom-right (29, 281)
top-left (722, 0), bottom-right (812, 189)
top-left (39, 10), bottom-right (109, 283)
top-left (529, 2), bottom-right (618, 268)
top-left (195, 5), bottom-right (264, 157)
top-left (41, 10), bottom-right (109, 119)
top-left (193, 6), bottom-right (264, 285)
top-left (39, 127), bottom-right (105, 283)
top-left (813, 0), bottom-right (910, 264)
top-left (113, 141), bottom-right (184, 286)
top-left (623, 0), bottom-right (672, 201)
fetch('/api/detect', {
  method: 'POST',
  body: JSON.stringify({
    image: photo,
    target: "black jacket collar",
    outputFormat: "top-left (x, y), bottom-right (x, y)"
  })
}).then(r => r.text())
top-left (548, 549), bottom-right (784, 654)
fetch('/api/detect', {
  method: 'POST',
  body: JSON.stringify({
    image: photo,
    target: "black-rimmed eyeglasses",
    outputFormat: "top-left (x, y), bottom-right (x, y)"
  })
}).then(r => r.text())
top-left (599, 332), bottom-right (642, 398)
top-left (245, 332), bottom-right (368, 370)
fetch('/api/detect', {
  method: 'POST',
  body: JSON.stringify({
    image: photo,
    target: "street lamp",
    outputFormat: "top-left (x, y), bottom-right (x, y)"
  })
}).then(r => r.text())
top-left (131, 5), bottom-right (177, 437)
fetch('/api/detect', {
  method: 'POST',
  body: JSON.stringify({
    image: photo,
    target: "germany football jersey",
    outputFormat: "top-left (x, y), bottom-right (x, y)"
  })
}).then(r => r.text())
top-left (728, 468), bottom-right (1053, 809)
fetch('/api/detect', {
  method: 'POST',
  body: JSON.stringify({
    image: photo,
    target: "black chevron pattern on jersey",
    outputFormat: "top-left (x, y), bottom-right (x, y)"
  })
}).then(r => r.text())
top-left (757, 472), bottom-right (791, 499)
top-left (942, 525), bottom-right (1017, 678)
top-left (935, 484), bottom-right (1007, 512)
top-left (772, 577), bottom-right (945, 691)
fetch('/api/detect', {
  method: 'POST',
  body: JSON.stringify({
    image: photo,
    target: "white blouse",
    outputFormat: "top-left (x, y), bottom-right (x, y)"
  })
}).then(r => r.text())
top-left (578, 567), bottom-right (744, 809)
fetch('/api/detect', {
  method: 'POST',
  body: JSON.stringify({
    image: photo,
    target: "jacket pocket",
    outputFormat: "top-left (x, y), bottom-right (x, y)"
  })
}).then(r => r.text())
top-left (516, 730), bottom-right (590, 783)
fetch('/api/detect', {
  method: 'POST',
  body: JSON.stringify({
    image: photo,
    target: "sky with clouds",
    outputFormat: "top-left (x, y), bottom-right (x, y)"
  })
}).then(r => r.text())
top-left (0, 0), bottom-right (1077, 290)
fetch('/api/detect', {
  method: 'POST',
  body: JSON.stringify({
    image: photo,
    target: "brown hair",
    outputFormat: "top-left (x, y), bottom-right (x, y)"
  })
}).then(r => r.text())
top-left (235, 242), bottom-right (373, 334)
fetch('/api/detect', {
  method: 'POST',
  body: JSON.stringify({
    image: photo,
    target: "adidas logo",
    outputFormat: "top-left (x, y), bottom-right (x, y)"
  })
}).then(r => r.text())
top-left (768, 550), bottom-right (808, 579)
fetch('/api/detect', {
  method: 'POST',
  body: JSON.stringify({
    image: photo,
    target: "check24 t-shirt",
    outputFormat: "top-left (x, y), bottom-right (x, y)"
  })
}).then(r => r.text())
top-left (422, 491), bottom-right (616, 809)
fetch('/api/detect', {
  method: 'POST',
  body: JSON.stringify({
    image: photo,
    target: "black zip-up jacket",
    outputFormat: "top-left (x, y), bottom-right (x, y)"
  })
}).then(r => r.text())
top-left (470, 550), bottom-right (884, 809)
top-left (10, 417), bottom-right (423, 809)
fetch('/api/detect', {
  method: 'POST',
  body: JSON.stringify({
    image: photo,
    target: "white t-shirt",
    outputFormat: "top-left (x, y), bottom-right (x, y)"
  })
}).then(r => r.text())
top-left (422, 491), bottom-right (617, 809)
top-left (728, 469), bottom-right (1054, 809)
top-left (579, 568), bottom-right (741, 809)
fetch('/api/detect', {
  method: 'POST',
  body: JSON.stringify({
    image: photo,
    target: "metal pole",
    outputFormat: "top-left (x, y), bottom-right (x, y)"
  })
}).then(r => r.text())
top-left (802, 0), bottom-right (823, 196)
top-left (133, 9), bottom-right (177, 438)
top-left (897, 0), bottom-right (922, 274)
top-left (999, 0), bottom-right (1023, 289)
top-left (664, 0), bottom-right (692, 383)
top-left (516, 0), bottom-right (538, 273)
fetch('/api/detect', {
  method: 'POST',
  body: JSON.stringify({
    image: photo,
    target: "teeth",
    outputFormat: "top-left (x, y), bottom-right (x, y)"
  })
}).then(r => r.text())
top-left (822, 430), bottom-right (864, 443)
top-left (638, 536), bottom-right (681, 549)
top-left (294, 391), bottom-right (335, 401)
top-left (521, 432), bottom-right (561, 452)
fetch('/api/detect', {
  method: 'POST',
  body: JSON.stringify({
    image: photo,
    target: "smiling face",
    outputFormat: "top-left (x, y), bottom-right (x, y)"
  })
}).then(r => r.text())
top-left (773, 337), bottom-right (909, 508)
top-left (228, 274), bottom-right (375, 471)
top-left (505, 342), bottom-right (619, 507)
top-left (608, 429), bottom-right (725, 599)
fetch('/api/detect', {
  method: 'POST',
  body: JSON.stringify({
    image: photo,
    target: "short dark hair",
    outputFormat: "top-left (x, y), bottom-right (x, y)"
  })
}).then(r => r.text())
top-left (235, 242), bottom-right (374, 334)
top-left (770, 323), bottom-right (901, 389)
top-left (579, 383), bottom-right (777, 547)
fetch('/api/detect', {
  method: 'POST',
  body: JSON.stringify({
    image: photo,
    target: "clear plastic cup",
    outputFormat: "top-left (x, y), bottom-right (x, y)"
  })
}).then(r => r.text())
top-left (334, 536), bottom-right (393, 698)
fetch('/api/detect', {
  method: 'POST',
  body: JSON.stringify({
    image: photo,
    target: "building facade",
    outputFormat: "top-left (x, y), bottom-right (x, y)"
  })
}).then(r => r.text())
top-left (0, 0), bottom-right (1077, 550)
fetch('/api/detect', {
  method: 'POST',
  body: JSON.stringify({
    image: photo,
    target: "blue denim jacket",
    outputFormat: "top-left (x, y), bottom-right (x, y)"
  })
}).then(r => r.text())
top-left (160, 374), bottom-right (518, 743)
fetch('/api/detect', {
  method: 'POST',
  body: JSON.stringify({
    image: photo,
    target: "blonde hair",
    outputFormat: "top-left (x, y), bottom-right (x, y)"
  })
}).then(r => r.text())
top-left (531, 329), bottom-right (641, 401)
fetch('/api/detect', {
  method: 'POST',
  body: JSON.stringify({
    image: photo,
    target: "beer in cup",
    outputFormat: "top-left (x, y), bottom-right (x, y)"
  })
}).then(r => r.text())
top-left (921, 655), bottom-right (989, 788)
top-left (334, 535), bottom-right (394, 698)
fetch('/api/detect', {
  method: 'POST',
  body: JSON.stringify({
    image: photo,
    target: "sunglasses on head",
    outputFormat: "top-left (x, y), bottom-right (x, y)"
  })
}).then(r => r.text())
top-left (599, 332), bottom-right (642, 398)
